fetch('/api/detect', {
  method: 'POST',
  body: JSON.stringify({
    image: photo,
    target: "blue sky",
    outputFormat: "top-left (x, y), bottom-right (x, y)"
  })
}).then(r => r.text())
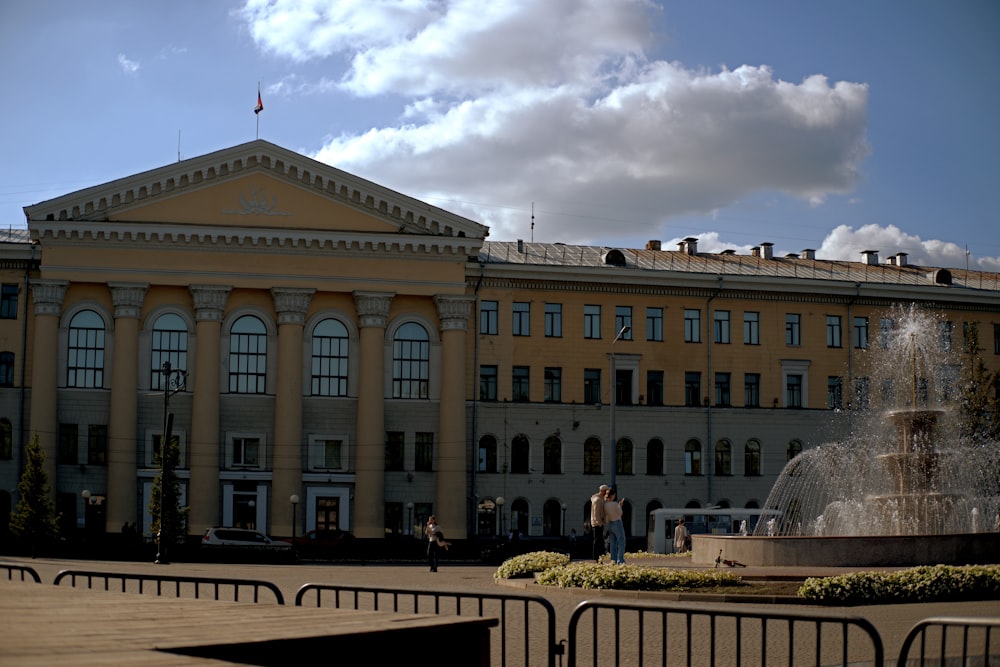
top-left (2, 0), bottom-right (997, 270)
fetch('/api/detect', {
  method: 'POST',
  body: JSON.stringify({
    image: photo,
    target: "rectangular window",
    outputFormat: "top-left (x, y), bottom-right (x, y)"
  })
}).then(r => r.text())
top-left (879, 318), bottom-right (894, 349)
top-left (938, 321), bottom-right (953, 351)
top-left (0, 284), bottom-right (18, 319)
top-left (786, 374), bottom-right (803, 408)
top-left (584, 368), bottom-right (601, 404)
top-left (313, 438), bottom-right (343, 470)
top-left (744, 373), bottom-right (760, 408)
top-left (480, 300), bottom-right (498, 335)
top-left (58, 423), bottom-right (78, 464)
top-left (743, 311), bottom-right (760, 345)
top-left (479, 365), bottom-right (498, 401)
top-left (544, 367), bottom-right (562, 403)
top-left (826, 315), bottom-right (842, 347)
top-left (853, 317), bottom-right (869, 349)
top-left (995, 324), bottom-right (1000, 355)
top-left (646, 370), bottom-right (664, 407)
top-left (512, 366), bottom-right (530, 402)
top-left (715, 372), bottom-right (731, 406)
top-left (785, 313), bottom-right (801, 346)
top-left (854, 377), bottom-right (870, 410)
top-left (646, 307), bottom-right (663, 341)
top-left (385, 431), bottom-right (404, 471)
top-left (615, 306), bottom-right (633, 339)
top-left (0, 352), bottom-right (14, 387)
top-left (512, 302), bottom-right (530, 336)
top-left (714, 310), bottom-right (731, 344)
top-left (87, 424), bottom-right (108, 466)
top-left (232, 436), bottom-right (260, 467)
top-left (684, 309), bottom-right (701, 343)
top-left (544, 303), bottom-right (562, 337)
top-left (584, 305), bottom-right (601, 339)
top-left (684, 372), bottom-right (702, 407)
top-left (828, 376), bottom-right (843, 409)
top-left (415, 432), bottom-right (433, 472)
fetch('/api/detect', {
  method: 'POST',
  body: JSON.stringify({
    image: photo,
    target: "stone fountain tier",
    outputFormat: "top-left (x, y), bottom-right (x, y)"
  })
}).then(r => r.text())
top-left (867, 492), bottom-right (967, 536)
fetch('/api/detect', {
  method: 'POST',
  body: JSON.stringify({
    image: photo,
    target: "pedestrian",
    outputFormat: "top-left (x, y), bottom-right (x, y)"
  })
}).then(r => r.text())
top-left (604, 488), bottom-right (625, 564)
top-left (673, 517), bottom-right (690, 553)
top-left (589, 484), bottom-right (609, 561)
top-left (425, 515), bottom-right (442, 572)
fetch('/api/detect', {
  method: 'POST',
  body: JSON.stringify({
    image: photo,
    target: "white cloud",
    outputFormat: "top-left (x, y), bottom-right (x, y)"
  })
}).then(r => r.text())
top-left (117, 53), bottom-right (140, 74)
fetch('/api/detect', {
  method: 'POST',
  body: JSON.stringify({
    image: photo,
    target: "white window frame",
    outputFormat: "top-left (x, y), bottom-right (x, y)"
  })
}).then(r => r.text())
top-left (226, 431), bottom-right (266, 470)
top-left (308, 434), bottom-right (349, 471)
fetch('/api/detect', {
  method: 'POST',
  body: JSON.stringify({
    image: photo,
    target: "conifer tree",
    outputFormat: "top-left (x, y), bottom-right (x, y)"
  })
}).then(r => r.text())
top-left (9, 434), bottom-right (59, 556)
top-left (148, 431), bottom-right (188, 558)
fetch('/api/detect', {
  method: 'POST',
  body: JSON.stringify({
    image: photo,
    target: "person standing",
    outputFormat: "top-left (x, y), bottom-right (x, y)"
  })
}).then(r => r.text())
top-left (604, 488), bottom-right (626, 564)
top-left (589, 484), bottom-right (609, 561)
top-left (425, 515), bottom-right (441, 572)
top-left (673, 517), bottom-right (690, 553)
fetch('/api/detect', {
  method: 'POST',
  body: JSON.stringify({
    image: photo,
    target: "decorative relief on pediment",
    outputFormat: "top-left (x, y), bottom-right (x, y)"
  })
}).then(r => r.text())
top-left (223, 187), bottom-right (291, 217)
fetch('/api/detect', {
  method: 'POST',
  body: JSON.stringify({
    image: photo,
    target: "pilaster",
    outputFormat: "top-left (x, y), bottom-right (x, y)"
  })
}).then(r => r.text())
top-left (28, 279), bottom-right (68, 500)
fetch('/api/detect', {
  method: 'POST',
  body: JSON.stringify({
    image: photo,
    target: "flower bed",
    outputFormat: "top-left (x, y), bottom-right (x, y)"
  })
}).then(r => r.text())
top-left (798, 564), bottom-right (1000, 605)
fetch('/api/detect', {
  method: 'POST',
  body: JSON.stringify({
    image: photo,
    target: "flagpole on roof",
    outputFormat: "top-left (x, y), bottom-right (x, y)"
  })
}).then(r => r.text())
top-left (254, 82), bottom-right (264, 139)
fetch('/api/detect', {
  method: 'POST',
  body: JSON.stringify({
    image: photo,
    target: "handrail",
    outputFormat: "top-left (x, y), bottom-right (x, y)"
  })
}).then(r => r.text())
top-left (0, 563), bottom-right (41, 583)
top-left (52, 569), bottom-right (285, 604)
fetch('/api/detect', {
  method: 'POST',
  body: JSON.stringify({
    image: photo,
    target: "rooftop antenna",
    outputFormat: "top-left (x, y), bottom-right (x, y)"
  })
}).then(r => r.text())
top-left (177, 130), bottom-right (181, 162)
top-left (531, 202), bottom-right (535, 242)
top-left (965, 244), bottom-right (970, 273)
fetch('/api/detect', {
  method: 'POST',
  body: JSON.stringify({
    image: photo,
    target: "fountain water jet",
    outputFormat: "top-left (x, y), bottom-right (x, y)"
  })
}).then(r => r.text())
top-left (693, 305), bottom-right (1000, 567)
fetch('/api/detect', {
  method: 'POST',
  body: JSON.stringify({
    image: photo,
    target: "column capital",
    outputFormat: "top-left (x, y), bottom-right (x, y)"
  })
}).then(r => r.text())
top-left (434, 294), bottom-right (473, 332)
top-left (353, 291), bottom-right (394, 329)
top-left (190, 285), bottom-right (233, 322)
top-left (271, 287), bottom-right (315, 326)
top-left (108, 282), bottom-right (149, 319)
top-left (31, 279), bottom-right (69, 317)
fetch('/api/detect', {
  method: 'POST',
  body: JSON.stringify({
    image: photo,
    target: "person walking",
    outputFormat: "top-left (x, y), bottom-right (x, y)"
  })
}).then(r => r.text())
top-left (589, 484), bottom-right (609, 561)
top-left (604, 489), bottom-right (626, 564)
top-left (673, 517), bottom-right (690, 553)
top-left (425, 516), bottom-right (442, 572)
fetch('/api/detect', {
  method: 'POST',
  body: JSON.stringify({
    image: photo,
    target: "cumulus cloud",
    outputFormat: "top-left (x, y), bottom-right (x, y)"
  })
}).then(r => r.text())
top-left (235, 1), bottom-right (1000, 273)
top-left (117, 53), bottom-right (140, 74)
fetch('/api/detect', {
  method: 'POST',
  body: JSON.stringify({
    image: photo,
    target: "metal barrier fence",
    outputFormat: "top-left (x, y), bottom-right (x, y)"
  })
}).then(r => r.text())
top-left (52, 569), bottom-right (285, 604)
top-left (896, 616), bottom-right (999, 667)
top-left (295, 582), bottom-right (561, 667)
top-left (0, 563), bottom-right (41, 583)
top-left (566, 599), bottom-right (886, 667)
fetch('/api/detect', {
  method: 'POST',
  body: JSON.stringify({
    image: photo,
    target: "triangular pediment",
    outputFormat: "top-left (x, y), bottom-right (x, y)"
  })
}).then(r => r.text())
top-left (25, 140), bottom-right (488, 241)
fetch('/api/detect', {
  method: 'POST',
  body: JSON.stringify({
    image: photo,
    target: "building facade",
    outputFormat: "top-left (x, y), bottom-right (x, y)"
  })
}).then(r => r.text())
top-left (1, 140), bottom-right (997, 546)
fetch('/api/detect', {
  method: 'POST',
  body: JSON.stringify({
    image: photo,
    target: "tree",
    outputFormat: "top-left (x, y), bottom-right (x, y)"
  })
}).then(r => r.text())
top-left (148, 431), bottom-right (189, 559)
top-left (9, 434), bottom-right (59, 556)
top-left (959, 322), bottom-right (1000, 445)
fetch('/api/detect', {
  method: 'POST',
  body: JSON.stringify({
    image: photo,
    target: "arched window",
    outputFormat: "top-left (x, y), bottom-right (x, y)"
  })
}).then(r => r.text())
top-left (0, 351), bottom-right (13, 387)
top-left (583, 437), bottom-right (602, 475)
top-left (510, 498), bottom-right (529, 536)
top-left (684, 439), bottom-right (702, 475)
top-left (543, 498), bottom-right (563, 536)
top-left (67, 309), bottom-right (105, 388)
top-left (229, 315), bottom-right (267, 394)
top-left (615, 437), bottom-right (633, 475)
top-left (151, 313), bottom-right (188, 389)
top-left (510, 434), bottom-right (529, 474)
top-left (392, 322), bottom-right (429, 399)
top-left (744, 439), bottom-right (761, 476)
top-left (715, 439), bottom-right (732, 476)
top-left (646, 438), bottom-right (663, 475)
top-left (787, 439), bottom-right (802, 461)
top-left (543, 435), bottom-right (562, 474)
top-left (478, 435), bottom-right (497, 473)
top-left (311, 318), bottom-right (349, 396)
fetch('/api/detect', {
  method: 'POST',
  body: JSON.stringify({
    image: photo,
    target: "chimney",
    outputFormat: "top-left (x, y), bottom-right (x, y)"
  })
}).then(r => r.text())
top-left (894, 252), bottom-right (908, 266)
top-left (802, 249), bottom-right (816, 260)
top-left (751, 246), bottom-right (761, 257)
top-left (646, 239), bottom-right (661, 251)
top-left (517, 239), bottom-right (524, 253)
top-left (678, 237), bottom-right (699, 255)
top-left (861, 249), bottom-right (879, 265)
top-left (761, 242), bottom-right (774, 260)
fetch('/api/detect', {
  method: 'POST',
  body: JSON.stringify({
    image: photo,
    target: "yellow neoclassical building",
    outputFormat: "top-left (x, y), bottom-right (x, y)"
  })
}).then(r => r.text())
top-left (1, 140), bottom-right (998, 547)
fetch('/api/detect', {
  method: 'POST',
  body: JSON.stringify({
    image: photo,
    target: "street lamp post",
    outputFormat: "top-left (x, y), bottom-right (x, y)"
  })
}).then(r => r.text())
top-left (406, 502), bottom-right (414, 537)
top-left (561, 502), bottom-right (567, 536)
top-left (155, 360), bottom-right (186, 565)
top-left (496, 496), bottom-right (505, 537)
top-left (609, 325), bottom-right (630, 492)
top-left (290, 495), bottom-right (299, 542)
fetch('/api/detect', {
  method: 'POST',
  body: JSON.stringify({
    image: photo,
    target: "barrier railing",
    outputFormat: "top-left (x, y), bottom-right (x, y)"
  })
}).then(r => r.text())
top-left (896, 616), bottom-right (999, 667)
top-left (0, 563), bottom-right (41, 583)
top-left (295, 582), bottom-right (560, 667)
top-left (566, 599), bottom-right (885, 667)
top-left (52, 569), bottom-right (285, 604)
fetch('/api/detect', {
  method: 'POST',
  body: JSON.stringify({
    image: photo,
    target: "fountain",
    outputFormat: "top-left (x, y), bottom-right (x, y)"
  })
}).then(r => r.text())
top-left (693, 305), bottom-right (1000, 567)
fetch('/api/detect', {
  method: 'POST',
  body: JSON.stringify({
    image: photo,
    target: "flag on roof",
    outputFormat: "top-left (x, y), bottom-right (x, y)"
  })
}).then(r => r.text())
top-left (254, 90), bottom-right (263, 115)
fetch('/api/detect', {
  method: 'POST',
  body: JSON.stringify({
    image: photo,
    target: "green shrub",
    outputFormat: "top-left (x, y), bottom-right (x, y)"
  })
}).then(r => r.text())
top-left (535, 561), bottom-right (742, 591)
top-left (798, 564), bottom-right (1000, 604)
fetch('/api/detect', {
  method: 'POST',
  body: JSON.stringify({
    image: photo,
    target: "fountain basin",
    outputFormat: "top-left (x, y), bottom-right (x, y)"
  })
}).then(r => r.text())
top-left (693, 533), bottom-right (1000, 568)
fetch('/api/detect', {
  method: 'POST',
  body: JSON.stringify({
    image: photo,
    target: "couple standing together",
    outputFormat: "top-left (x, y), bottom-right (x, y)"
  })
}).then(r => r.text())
top-left (589, 483), bottom-right (626, 564)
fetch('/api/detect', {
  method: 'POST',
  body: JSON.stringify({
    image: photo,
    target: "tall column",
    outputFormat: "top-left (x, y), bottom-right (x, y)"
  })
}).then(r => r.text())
top-left (352, 291), bottom-right (393, 538)
top-left (434, 295), bottom-right (473, 539)
top-left (270, 287), bottom-right (314, 538)
top-left (28, 280), bottom-right (68, 500)
top-left (106, 282), bottom-right (148, 533)
top-left (187, 285), bottom-right (231, 535)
